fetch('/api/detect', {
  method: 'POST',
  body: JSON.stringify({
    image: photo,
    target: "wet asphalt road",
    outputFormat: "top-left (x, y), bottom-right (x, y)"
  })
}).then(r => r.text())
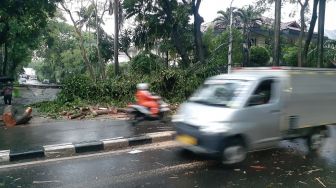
top-left (0, 120), bottom-right (173, 151)
top-left (0, 126), bottom-right (335, 188)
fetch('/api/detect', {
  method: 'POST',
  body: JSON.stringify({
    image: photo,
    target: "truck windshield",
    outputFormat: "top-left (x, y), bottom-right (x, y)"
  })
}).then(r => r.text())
top-left (189, 80), bottom-right (250, 107)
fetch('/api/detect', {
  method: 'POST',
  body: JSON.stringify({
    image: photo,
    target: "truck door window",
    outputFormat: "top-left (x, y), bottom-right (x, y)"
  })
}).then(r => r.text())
top-left (248, 79), bottom-right (274, 106)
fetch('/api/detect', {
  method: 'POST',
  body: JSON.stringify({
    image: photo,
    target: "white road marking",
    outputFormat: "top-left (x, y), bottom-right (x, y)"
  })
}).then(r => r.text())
top-left (0, 141), bottom-right (180, 170)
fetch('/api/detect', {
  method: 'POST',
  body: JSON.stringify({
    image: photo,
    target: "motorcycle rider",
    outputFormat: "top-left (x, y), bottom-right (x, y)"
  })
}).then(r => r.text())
top-left (135, 83), bottom-right (160, 117)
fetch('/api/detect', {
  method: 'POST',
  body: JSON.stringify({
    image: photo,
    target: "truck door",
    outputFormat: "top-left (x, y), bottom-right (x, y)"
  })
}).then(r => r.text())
top-left (243, 78), bottom-right (281, 149)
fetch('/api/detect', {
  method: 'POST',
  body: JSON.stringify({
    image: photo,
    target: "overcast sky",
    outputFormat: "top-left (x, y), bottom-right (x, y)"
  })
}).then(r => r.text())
top-left (199, 0), bottom-right (336, 30)
top-left (64, 0), bottom-right (336, 35)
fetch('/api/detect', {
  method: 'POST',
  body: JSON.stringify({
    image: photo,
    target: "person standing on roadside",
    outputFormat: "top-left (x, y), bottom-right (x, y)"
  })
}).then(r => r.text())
top-left (3, 81), bottom-right (13, 105)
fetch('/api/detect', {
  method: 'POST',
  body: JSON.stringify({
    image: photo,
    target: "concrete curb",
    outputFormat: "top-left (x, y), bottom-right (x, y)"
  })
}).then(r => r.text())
top-left (0, 131), bottom-right (175, 163)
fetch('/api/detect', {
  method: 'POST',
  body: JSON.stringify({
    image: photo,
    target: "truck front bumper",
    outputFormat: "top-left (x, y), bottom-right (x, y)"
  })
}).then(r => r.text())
top-left (174, 122), bottom-right (224, 155)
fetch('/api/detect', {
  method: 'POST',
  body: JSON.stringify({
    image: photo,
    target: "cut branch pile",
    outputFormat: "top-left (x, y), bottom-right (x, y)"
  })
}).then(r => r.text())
top-left (60, 106), bottom-right (128, 120)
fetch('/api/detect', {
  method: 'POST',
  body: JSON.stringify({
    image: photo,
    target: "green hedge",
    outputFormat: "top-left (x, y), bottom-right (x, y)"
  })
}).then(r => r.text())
top-left (56, 62), bottom-right (227, 107)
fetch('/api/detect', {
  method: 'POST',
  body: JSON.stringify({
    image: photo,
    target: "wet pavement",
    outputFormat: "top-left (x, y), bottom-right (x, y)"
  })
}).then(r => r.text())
top-left (0, 126), bottom-right (335, 188)
top-left (0, 120), bottom-right (174, 151)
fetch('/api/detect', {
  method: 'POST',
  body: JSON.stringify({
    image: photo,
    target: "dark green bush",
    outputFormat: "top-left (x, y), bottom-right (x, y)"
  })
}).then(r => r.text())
top-left (129, 52), bottom-right (165, 75)
top-left (249, 46), bottom-right (270, 66)
top-left (282, 46), bottom-right (298, 66)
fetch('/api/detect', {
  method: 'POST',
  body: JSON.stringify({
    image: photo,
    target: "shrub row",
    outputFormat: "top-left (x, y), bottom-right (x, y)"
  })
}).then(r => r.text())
top-left (57, 62), bottom-right (228, 107)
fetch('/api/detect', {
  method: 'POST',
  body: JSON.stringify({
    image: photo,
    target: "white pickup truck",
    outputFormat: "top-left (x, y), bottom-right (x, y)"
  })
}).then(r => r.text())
top-left (173, 67), bottom-right (335, 164)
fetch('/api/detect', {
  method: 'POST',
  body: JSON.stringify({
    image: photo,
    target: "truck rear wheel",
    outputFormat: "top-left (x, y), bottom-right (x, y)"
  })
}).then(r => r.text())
top-left (307, 128), bottom-right (328, 152)
top-left (221, 139), bottom-right (247, 165)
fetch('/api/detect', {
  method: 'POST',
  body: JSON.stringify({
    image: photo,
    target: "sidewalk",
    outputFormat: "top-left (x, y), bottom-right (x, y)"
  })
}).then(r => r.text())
top-left (0, 119), bottom-right (174, 162)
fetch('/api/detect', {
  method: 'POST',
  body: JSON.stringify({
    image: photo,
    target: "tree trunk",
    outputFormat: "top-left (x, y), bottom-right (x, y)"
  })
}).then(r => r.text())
top-left (2, 105), bottom-right (16, 127)
top-left (93, 0), bottom-right (105, 80)
top-left (246, 27), bottom-right (251, 66)
top-left (0, 44), bottom-right (3, 74)
top-left (192, 0), bottom-right (205, 64)
top-left (163, 0), bottom-right (190, 68)
top-left (114, 0), bottom-right (120, 76)
top-left (165, 51), bottom-right (169, 67)
top-left (2, 41), bottom-right (8, 76)
top-left (273, 0), bottom-right (281, 66)
top-left (317, 0), bottom-right (326, 68)
top-left (303, 0), bottom-right (319, 65)
top-left (124, 51), bottom-right (132, 60)
top-left (60, 3), bottom-right (96, 81)
top-left (298, 0), bottom-right (309, 67)
top-left (15, 107), bottom-right (33, 125)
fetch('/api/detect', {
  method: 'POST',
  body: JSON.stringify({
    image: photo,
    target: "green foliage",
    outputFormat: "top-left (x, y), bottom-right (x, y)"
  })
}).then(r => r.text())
top-left (31, 21), bottom-right (90, 82)
top-left (203, 28), bottom-right (243, 66)
top-left (249, 46), bottom-right (270, 66)
top-left (282, 46), bottom-right (298, 66)
top-left (129, 52), bottom-right (164, 75)
top-left (0, 0), bottom-right (61, 76)
top-left (36, 62), bottom-right (228, 115)
top-left (123, 0), bottom-right (194, 67)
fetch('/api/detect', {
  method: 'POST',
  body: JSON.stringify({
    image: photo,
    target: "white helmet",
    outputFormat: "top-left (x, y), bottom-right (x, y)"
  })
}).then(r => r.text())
top-left (137, 83), bottom-right (149, 90)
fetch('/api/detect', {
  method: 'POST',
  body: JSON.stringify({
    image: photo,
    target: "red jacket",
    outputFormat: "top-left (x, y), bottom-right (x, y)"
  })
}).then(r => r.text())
top-left (136, 90), bottom-right (157, 105)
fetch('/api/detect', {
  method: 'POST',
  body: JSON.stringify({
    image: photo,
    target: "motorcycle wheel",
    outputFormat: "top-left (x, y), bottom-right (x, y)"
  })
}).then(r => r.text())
top-left (159, 111), bottom-right (170, 123)
top-left (128, 111), bottom-right (140, 126)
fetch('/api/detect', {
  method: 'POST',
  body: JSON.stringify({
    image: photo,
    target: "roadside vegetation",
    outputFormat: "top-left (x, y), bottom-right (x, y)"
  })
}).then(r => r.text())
top-left (1, 0), bottom-right (335, 118)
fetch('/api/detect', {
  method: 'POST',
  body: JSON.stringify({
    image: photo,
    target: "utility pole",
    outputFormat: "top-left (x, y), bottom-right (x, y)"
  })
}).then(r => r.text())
top-left (274, 0), bottom-right (281, 66)
top-left (228, 0), bottom-right (234, 74)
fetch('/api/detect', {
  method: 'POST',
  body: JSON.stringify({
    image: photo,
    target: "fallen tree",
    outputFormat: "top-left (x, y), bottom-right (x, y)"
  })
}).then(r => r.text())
top-left (2, 106), bottom-right (33, 127)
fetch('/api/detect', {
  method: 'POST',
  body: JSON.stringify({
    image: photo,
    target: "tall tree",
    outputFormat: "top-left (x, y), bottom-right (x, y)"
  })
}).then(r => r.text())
top-left (235, 5), bottom-right (262, 66)
top-left (161, 0), bottom-right (191, 67)
top-left (303, 0), bottom-right (319, 65)
top-left (0, 0), bottom-right (60, 76)
top-left (317, 0), bottom-right (326, 67)
top-left (60, 1), bottom-right (96, 81)
top-left (91, 0), bottom-right (109, 79)
top-left (297, 0), bottom-right (309, 67)
top-left (274, 0), bottom-right (281, 66)
top-left (111, 0), bottom-right (120, 75)
top-left (189, 0), bottom-right (205, 64)
top-left (119, 29), bottom-right (132, 60)
top-left (214, 8), bottom-right (233, 28)
top-left (123, 0), bottom-right (193, 68)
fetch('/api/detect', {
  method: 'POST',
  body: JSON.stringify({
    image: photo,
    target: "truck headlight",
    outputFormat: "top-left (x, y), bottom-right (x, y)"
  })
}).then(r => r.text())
top-left (200, 123), bottom-right (230, 134)
top-left (172, 114), bottom-right (184, 122)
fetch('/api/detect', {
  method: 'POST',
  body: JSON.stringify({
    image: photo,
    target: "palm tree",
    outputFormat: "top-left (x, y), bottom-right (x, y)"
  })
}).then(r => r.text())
top-left (214, 6), bottom-right (262, 66)
top-left (214, 8), bottom-right (237, 30)
top-left (235, 5), bottom-right (261, 44)
top-left (235, 5), bottom-right (262, 65)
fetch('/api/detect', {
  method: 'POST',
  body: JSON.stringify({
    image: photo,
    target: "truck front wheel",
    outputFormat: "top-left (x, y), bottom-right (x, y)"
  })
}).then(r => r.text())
top-left (221, 139), bottom-right (247, 165)
top-left (307, 128), bottom-right (328, 152)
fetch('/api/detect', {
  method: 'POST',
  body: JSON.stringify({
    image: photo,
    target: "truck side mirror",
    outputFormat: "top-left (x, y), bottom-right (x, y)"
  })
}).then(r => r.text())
top-left (247, 94), bottom-right (264, 106)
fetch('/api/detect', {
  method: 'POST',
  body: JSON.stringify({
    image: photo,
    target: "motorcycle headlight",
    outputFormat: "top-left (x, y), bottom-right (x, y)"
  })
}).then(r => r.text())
top-left (200, 122), bottom-right (231, 134)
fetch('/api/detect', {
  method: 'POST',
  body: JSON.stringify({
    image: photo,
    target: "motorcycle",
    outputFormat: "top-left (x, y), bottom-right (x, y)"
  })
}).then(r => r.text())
top-left (127, 97), bottom-right (170, 126)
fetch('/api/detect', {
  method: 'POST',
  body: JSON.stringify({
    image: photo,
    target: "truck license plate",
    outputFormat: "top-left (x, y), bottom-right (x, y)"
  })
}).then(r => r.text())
top-left (176, 135), bottom-right (197, 145)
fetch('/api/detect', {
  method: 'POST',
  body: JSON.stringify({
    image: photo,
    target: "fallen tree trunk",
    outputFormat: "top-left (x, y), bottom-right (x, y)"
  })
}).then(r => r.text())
top-left (2, 106), bottom-right (33, 127)
top-left (117, 108), bottom-right (128, 113)
top-left (68, 112), bottom-right (85, 119)
top-left (92, 109), bottom-right (112, 116)
top-left (16, 107), bottom-right (33, 125)
top-left (2, 105), bottom-right (16, 127)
